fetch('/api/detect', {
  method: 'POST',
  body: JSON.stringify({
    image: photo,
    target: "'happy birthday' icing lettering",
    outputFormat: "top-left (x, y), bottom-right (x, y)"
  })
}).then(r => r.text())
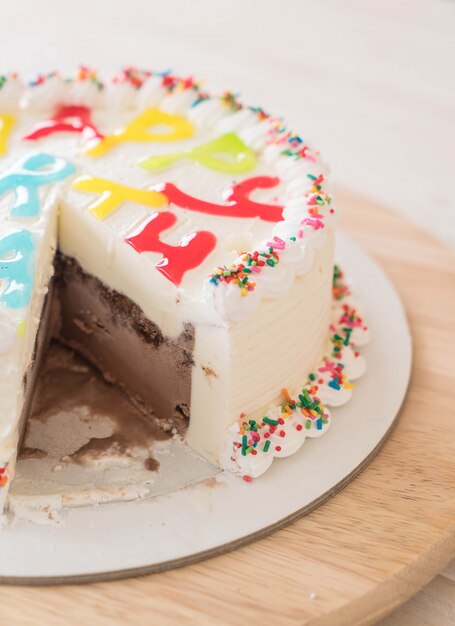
top-left (0, 230), bottom-right (35, 309)
top-left (72, 176), bottom-right (168, 220)
top-left (0, 114), bottom-right (15, 156)
top-left (84, 108), bottom-right (194, 157)
top-left (125, 212), bottom-right (217, 286)
top-left (22, 105), bottom-right (102, 143)
top-left (140, 132), bottom-right (257, 174)
top-left (0, 153), bottom-right (75, 218)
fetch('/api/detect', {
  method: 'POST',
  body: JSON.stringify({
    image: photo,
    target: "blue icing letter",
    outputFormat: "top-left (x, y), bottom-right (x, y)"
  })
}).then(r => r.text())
top-left (0, 153), bottom-right (75, 218)
top-left (0, 230), bottom-right (35, 309)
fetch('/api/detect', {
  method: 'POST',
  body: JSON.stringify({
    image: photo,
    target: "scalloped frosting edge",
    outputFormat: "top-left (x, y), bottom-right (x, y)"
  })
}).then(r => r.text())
top-left (223, 265), bottom-right (370, 479)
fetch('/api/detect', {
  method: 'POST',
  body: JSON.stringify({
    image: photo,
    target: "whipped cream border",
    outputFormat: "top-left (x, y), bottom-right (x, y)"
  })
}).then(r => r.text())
top-left (224, 266), bottom-right (370, 479)
top-left (0, 67), bottom-right (337, 324)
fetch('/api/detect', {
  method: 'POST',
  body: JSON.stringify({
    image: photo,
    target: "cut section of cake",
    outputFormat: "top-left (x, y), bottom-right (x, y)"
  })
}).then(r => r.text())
top-left (0, 68), bottom-right (367, 518)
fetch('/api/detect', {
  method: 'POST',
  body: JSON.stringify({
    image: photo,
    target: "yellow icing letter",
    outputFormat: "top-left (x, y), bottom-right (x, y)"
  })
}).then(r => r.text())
top-left (72, 176), bottom-right (168, 220)
top-left (84, 108), bottom-right (194, 157)
top-left (0, 114), bottom-right (15, 156)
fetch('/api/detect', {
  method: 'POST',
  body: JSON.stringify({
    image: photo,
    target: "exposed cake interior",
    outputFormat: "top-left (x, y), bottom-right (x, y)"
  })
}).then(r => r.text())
top-left (53, 252), bottom-right (194, 434)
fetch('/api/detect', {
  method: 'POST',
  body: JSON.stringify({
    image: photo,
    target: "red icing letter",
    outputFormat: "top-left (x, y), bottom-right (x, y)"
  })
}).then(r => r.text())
top-left (23, 105), bottom-right (103, 142)
top-left (156, 176), bottom-right (283, 223)
top-left (125, 211), bottom-right (217, 286)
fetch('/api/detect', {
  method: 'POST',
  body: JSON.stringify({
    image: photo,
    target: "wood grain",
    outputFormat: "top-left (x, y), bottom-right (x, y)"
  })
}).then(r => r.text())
top-left (0, 190), bottom-right (454, 625)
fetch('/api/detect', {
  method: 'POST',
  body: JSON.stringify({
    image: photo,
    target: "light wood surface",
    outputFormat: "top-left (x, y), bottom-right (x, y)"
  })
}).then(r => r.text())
top-left (0, 190), bottom-right (454, 625)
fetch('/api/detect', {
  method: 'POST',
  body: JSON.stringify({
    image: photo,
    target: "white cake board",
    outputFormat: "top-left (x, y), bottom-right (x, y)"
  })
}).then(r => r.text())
top-left (0, 233), bottom-right (412, 584)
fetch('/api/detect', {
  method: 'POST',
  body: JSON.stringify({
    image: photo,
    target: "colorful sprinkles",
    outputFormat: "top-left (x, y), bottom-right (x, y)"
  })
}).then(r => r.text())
top-left (21, 66), bottom-right (325, 169)
top-left (209, 239), bottom-right (284, 296)
top-left (73, 66), bottom-right (104, 90)
top-left (233, 384), bottom-right (330, 461)
top-left (333, 265), bottom-right (351, 301)
top-left (26, 66), bottom-right (204, 98)
top-left (337, 303), bottom-right (367, 332)
top-left (0, 73), bottom-right (18, 89)
top-left (208, 173), bottom-right (336, 296)
top-left (267, 119), bottom-right (319, 163)
top-left (220, 91), bottom-right (243, 112)
top-left (230, 263), bottom-right (368, 480)
top-left (28, 71), bottom-right (60, 87)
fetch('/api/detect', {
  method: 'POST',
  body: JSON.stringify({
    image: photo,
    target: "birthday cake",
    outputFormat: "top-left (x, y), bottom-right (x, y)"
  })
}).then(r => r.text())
top-left (0, 68), bottom-right (369, 516)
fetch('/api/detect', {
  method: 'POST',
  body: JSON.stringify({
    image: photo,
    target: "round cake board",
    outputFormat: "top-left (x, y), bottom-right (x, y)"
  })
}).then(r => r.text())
top-left (0, 231), bottom-right (410, 582)
top-left (1, 191), bottom-right (454, 626)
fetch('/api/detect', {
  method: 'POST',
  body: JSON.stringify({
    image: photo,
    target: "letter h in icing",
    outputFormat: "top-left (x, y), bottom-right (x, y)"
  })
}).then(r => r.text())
top-left (125, 212), bottom-right (216, 287)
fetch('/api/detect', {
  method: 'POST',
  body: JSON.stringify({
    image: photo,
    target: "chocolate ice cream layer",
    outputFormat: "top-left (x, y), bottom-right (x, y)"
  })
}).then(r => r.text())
top-left (53, 253), bottom-right (194, 432)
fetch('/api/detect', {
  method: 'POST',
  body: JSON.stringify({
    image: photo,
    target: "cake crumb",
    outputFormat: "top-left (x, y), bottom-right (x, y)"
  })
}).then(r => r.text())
top-left (144, 457), bottom-right (159, 472)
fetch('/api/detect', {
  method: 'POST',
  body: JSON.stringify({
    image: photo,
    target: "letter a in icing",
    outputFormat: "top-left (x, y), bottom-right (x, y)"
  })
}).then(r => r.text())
top-left (125, 212), bottom-right (217, 286)
top-left (140, 132), bottom-right (257, 174)
top-left (0, 153), bottom-right (75, 218)
top-left (72, 176), bottom-right (168, 220)
top-left (22, 105), bottom-right (102, 143)
top-left (0, 230), bottom-right (35, 309)
top-left (84, 108), bottom-right (194, 157)
top-left (0, 114), bottom-right (15, 156)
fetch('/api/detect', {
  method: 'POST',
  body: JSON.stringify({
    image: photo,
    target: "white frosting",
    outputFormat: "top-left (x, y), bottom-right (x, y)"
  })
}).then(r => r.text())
top-left (226, 274), bottom-right (369, 478)
top-left (187, 238), bottom-right (333, 465)
top-left (226, 396), bottom-right (332, 478)
top-left (0, 310), bottom-right (17, 354)
top-left (334, 343), bottom-right (367, 380)
top-left (0, 69), bottom-right (345, 514)
top-left (316, 374), bottom-right (353, 407)
top-left (24, 74), bottom-right (66, 112)
top-left (103, 82), bottom-right (137, 110)
top-left (23, 73), bottom-right (103, 112)
top-left (204, 237), bottom-right (317, 323)
top-left (0, 182), bottom-right (59, 514)
top-left (135, 75), bottom-right (167, 110)
top-left (238, 118), bottom-right (276, 152)
top-left (159, 89), bottom-right (198, 114)
top-left (332, 299), bottom-right (371, 347)
top-left (64, 79), bottom-right (103, 109)
top-left (187, 98), bottom-right (231, 129)
top-left (216, 108), bottom-right (259, 134)
top-left (0, 75), bottom-right (24, 112)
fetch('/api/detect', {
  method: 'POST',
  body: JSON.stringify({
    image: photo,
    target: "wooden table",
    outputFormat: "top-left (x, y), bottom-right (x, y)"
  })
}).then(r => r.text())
top-left (1, 191), bottom-right (454, 625)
